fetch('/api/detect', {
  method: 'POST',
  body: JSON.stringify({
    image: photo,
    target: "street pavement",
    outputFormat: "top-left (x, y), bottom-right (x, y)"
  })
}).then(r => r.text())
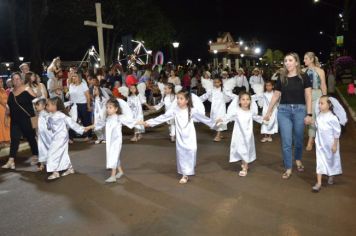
top-left (0, 121), bottom-right (356, 236)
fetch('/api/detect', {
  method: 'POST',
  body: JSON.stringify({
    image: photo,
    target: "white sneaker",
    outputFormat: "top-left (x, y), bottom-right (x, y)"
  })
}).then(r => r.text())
top-left (2, 161), bottom-right (15, 170)
top-left (48, 172), bottom-right (60, 180)
top-left (267, 137), bottom-right (273, 142)
top-left (62, 168), bottom-right (75, 177)
top-left (105, 176), bottom-right (116, 183)
top-left (260, 137), bottom-right (268, 143)
top-left (115, 172), bottom-right (124, 179)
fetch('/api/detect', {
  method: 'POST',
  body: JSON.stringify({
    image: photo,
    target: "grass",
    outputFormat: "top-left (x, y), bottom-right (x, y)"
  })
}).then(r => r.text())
top-left (337, 84), bottom-right (356, 111)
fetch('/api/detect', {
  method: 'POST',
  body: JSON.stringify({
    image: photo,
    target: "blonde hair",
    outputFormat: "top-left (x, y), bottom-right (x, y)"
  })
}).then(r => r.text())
top-left (280, 52), bottom-right (303, 85)
top-left (305, 52), bottom-right (321, 68)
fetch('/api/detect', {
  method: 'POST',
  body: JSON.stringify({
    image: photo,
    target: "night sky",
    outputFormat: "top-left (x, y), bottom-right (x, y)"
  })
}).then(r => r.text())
top-left (0, 0), bottom-right (354, 63)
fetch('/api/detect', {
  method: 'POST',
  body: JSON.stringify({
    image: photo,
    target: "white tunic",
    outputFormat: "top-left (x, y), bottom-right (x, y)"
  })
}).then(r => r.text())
top-left (46, 111), bottom-right (85, 172)
top-left (261, 91), bottom-right (278, 134)
top-left (200, 87), bottom-right (235, 131)
top-left (249, 75), bottom-right (264, 87)
top-left (38, 111), bottom-right (51, 163)
top-left (94, 97), bottom-right (108, 140)
top-left (315, 111), bottom-right (342, 176)
top-left (223, 106), bottom-right (262, 164)
top-left (146, 107), bottom-right (215, 176)
top-left (234, 75), bottom-right (250, 92)
top-left (154, 95), bottom-right (176, 137)
top-left (95, 114), bottom-right (137, 169)
top-left (201, 77), bottom-right (213, 92)
top-left (127, 94), bottom-right (145, 133)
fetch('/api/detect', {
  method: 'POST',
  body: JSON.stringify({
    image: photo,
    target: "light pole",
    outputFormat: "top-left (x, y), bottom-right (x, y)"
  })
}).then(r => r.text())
top-left (172, 42), bottom-right (180, 65)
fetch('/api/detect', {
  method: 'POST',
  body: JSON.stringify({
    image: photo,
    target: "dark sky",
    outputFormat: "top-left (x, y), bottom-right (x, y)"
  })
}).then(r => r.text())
top-left (156, 0), bottom-right (352, 62)
top-left (0, 0), bottom-right (353, 64)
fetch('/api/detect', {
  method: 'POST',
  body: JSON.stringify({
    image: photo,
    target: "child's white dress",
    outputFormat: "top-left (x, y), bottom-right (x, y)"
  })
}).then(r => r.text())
top-left (146, 107), bottom-right (215, 176)
top-left (154, 94), bottom-right (177, 137)
top-left (127, 94), bottom-right (145, 134)
top-left (315, 111), bottom-right (342, 176)
top-left (260, 91), bottom-right (278, 135)
top-left (38, 110), bottom-right (51, 163)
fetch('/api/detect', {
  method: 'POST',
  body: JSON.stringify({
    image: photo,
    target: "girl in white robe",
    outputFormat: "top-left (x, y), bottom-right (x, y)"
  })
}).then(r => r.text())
top-left (127, 84), bottom-right (149, 142)
top-left (93, 85), bottom-right (108, 144)
top-left (217, 92), bottom-right (263, 177)
top-left (93, 98), bottom-right (139, 183)
top-left (34, 98), bottom-right (51, 171)
top-left (46, 97), bottom-right (91, 180)
top-left (144, 90), bottom-right (216, 184)
top-left (260, 81), bottom-right (278, 142)
top-left (200, 78), bottom-right (236, 141)
top-left (152, 83), bottom-right (177, 142)
top-left (312, 95), bottom-right (347, 192)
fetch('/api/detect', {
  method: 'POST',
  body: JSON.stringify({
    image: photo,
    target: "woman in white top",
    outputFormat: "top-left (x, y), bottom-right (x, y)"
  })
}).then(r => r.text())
top-left (67, 73), bottom-right (92, 142)
top-left (168, 70), bottom-right (181, 86)
top-left (24, 72), bottom-right (48, 99)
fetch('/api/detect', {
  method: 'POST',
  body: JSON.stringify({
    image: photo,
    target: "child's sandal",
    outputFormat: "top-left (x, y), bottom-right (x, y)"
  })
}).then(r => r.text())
top-left (179, 176), bottom-right (189, 184)
top-left (239, 169), bottom-right (248, 177)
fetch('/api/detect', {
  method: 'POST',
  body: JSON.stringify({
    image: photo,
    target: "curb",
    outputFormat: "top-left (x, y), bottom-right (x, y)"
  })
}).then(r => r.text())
top-left (0, 142), bottom-right (30, 158)
top-left (336, 87), bottom-right (356, 122)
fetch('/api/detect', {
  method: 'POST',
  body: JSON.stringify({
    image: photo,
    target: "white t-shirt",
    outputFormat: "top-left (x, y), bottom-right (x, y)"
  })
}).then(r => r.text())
top-left (69, 82), bottom-right (89, 104)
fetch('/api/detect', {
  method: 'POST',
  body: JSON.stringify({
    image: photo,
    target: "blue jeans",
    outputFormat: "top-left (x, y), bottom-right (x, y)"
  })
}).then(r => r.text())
top-left (277, 104), bottom-right (306, 169)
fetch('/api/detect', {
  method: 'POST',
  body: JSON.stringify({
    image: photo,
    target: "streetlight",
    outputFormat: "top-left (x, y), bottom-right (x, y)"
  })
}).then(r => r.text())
top-left (239, 40), bottom-right (243, 45)
top-left (197, 58), bottom-right (201, 62)
top-left (254, 47), bottom-right (261, 54)
top-left (339, 13), bottom-right (343, 18)
top-left (259, 57), bottom-right (263, 61)
top-left (5, 63), bottom-right (10, 67)
top-left (172, 42), bottom-right (180, 64)
top-left (19, 57), bottom-right (24, 61)
top-left (208, 40), bottom-right (212, 44)
top-left (172, 42), bottom-right (180, 48)
top-left (319, 31), bottom-right (324, 35)
top-left (213, 50), bottom-right (218, 54)
top-left (313, 0), bottom-right (319, 3)
top-left (240, 54), bottom-right (245, 58)
top-left (244, 46), bottom-right (249, 51)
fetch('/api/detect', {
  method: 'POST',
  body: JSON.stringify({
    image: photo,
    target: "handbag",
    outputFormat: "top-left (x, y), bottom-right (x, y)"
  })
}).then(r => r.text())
top-left (13, 94), bottom-right (38, 129)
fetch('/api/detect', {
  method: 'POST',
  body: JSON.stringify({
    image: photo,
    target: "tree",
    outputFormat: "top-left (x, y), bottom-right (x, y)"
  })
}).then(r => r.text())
top-left (262, 48), bottom-right (284, 65)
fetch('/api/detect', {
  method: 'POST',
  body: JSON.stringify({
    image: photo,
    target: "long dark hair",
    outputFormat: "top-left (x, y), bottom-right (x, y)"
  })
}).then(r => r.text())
top-left (93, 85), bottom-right (104, 102)
top-left (106, 97), bottom-right (122, 115)
top-left (24, 72), bottom-right (38, 86)
top-left (213, 77), bottom-right (223, 91)
top-left (163, 82), bottom-right (175, 101)
top-left (128, 84), bottom-right (139, 96)
top-left (177, 89), bottom-right (193, 122)
top-left (48, 97), bottom-right (69, 116)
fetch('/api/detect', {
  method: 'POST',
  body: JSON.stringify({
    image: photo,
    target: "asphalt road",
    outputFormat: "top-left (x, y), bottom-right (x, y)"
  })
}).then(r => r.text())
top-left (1, 121), bottom-right (356, 236)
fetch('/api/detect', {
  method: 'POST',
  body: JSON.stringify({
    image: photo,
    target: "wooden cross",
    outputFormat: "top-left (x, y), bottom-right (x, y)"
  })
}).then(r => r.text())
top-left (84, 2), bottom-right (114, 67)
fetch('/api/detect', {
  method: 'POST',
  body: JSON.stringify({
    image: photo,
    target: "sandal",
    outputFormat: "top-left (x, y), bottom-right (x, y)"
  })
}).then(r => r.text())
top-left (306, 144), bottom-right (313, 151)
top-left (296, 165), bottom-right (305, 172)
top-left (239, 169), bottom-right (248, 177)
top-left (130, 136), bottom-right (138, 142)
top-left (213, 136), bottom-right (221, 142)
top-left (312, 184), bottom-right (322, 192)
top-left (282, 171), bottom-right (292, 180)
top-left (48, 172), bottom-right (60, 180)
top-left (179, 176), bottom-right (189, 184)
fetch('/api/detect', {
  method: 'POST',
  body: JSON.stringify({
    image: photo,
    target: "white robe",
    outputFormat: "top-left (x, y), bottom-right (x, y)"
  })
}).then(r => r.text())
top-left (46, 111), bottom-right (85, 172)
top-left (315, 111), bottom-right (342, 176)
top-left (95, 114), bottom-right (136, 169)
top-left (223, 104), bottom-right (262, 164)
top-left (127, 94), bottom-right (145, 134)
top-left (201, 77), bottom-right (213, 92)
top-left (146, 107), bottom-right (215, 176)
top-left (38, 111), bottom-right (51, 163)
top-left (235, 75), bottom-right (250, 92)
top-left (154, 94), bottom-right (176, 137)
top-left (200, 87), bottom-right (235, 131)
top-left (94, 97), bottom-right (108, 140)
top-left (260, 91), bottom-right (278, 134)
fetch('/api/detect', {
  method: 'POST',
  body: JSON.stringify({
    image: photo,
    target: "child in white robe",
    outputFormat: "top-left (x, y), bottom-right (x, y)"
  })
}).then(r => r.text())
top-left (312, 95), bottom-right (347, 192)
top-left (46, 97), bottom-right (92, 180)
top-left (260, 81), bottom-right (278, 142)
top-left (127, 84), bottom-right (149, 142)
top-left (217, 92), bottom-right (263, 177)
top-left (152, 83), bottom-right (177, 142)
top-left (200, 78), bottom-right (236, 141)
top-left (93, 85), bottom-right (108, 144)
top-left (34, 98), bottom-right (51, 171)
top-left (143, 90), bottom-right (216, 184)
top-left (92, 98), bottom-right (139, 183)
